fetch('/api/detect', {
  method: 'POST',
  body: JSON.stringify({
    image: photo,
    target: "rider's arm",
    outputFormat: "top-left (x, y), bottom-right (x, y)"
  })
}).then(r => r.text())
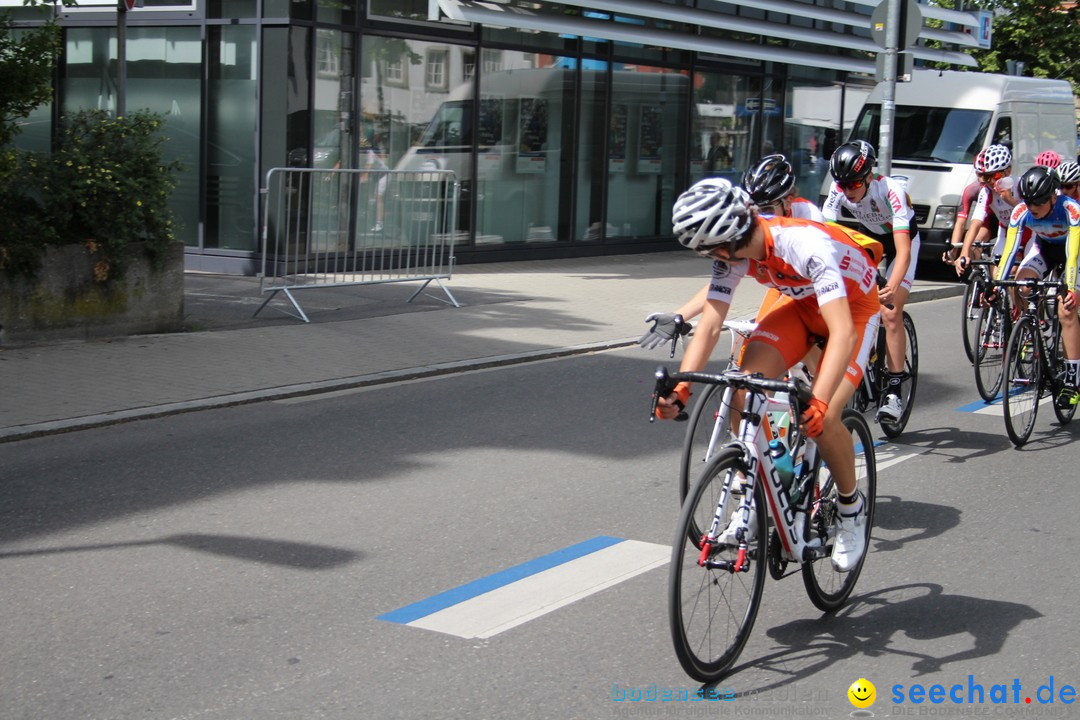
top-left (820, 184), bottom-right (843, 223)
top-left (884, 182), bottom-right (913, 296)
top-left (655, 295), bottom-right (731, 420)
top-left (1064, 203), bottom-right (1080, 301)
top-left (995, 206), bottom-right (1027, 281)
top-left (674, 284), bottom-right (710, 322)
top-left (956, 187), bottom-right (990, 272)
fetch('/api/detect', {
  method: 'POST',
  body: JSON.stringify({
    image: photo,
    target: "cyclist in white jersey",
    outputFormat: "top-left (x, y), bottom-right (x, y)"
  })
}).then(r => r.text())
top-left (822, 140), bottom-right (918, 423)
top-left (640, 154), bottom-right (825, 349)
top-left (955, 145), bottom-right (1022, 273)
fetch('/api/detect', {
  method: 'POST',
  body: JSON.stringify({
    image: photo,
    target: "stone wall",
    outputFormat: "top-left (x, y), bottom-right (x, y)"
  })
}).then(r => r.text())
top-left (0, 242), bottom-right (184, 345)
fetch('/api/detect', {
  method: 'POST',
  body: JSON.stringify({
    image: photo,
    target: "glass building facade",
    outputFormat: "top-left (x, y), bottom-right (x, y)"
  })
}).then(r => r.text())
top-left (6, 0), bottom-right (980, 274)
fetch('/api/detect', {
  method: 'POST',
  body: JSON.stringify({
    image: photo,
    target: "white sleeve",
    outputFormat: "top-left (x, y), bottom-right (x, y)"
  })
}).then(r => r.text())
top-left (820, 186), bottom-right (844, 222)
top-left (704, 259), bottom-right (747, 305)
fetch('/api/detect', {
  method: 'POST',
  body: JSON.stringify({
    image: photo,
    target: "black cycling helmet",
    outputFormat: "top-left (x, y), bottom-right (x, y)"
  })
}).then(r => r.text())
top-left (829, 140), bottom-right (876, 183)
top-left (741, 154), bottom-right (795, 206)
top-left (1017, 165), bottom-right (1059, 205)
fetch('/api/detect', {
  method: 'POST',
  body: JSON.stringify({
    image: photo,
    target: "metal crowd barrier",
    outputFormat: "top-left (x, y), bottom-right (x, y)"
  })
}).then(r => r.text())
top-left (256, 167), bottom-right (461, 322)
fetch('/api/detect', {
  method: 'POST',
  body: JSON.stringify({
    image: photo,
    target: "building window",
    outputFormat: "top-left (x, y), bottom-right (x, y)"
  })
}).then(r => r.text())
top-left (317, 30), bottom-right (340, 77)
top-left (383, 54), bottom-right (407, 87)
top-left (481, 49), bottom-right (503, 74)
top-left (463, 49), bottom-right (476, 82)
top-left (426, 48), bottom-right (449, 91)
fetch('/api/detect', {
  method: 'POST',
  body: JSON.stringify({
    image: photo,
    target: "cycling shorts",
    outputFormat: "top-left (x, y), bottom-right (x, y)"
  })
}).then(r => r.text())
top-left (863, 228), bottom-right (921, 291)
top-left (742, 291), bottom-right (881, 388)
top-left (1017, 239), bottom-right (1066, 280)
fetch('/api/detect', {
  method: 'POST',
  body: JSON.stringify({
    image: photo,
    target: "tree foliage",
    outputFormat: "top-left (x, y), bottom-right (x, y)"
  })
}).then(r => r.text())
top-left (928, 0), bottom-right (1080, 95)
top-left (0, 12), bottom-right (59, 156)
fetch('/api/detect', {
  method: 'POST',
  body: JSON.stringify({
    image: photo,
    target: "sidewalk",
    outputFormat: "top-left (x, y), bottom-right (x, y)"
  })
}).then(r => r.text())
top-left (0, 251), bottom-right (964, 442)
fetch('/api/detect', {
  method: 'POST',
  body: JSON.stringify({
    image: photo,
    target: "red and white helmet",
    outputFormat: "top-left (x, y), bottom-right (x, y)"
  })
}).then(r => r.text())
top-left (1035, 150), bottom-right (1063, 169)
top-left (974, 145), bottom-right (1011, 174)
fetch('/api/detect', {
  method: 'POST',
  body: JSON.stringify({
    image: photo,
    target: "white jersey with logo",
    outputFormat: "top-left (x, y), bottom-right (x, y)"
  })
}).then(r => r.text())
top-left (705, 219), bottom-right (878, 308)
top-left (821, 174), bottom-right (914, 236)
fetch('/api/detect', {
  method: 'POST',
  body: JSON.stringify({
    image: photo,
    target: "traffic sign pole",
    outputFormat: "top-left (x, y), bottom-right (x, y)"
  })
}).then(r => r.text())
top-left (880, 0), bottom-right (900, 175)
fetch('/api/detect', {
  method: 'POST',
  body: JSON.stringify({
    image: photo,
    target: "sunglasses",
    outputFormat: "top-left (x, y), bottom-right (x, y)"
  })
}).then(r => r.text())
top-left (978, 171), bottom-right (1005, 183)
top-left (837, 179), bottom-right (867, 191)
top-left (1062, 183), bottom-right (1078, 191)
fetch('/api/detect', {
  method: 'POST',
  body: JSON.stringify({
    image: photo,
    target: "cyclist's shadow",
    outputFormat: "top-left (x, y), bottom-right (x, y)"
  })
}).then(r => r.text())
top-left (871, 494), bottom-right (961, 552)
top-left (722, 583), bottom-right (1040, 691)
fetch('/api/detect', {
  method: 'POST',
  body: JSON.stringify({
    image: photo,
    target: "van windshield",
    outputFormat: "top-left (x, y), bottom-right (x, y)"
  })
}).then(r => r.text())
top-left (420, 101), bottom-right (472, 148)
top-left (850, 104), bottom-right (991, 164)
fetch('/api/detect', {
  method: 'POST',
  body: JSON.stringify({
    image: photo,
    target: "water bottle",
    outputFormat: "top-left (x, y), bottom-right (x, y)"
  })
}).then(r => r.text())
top-left (768, 439), bottom-right (795, 491)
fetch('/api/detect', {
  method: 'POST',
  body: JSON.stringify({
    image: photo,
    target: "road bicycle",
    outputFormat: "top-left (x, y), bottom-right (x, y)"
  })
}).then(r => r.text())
top-left (969, 258), bottom-right (1013, 402)
top-left (994, 276), bottom-right (1077, 447)
top-left (849, 305), bottom-right (918, 438)
top-left (651, 366), bottom-right (877, 682)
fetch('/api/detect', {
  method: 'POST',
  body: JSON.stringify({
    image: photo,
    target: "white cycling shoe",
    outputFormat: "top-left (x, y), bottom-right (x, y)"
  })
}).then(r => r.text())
top-left (718, 505), bottom-right (758, 546)
top-left (876, 393), bottom-right (903, 422)
top-left (831, 502), bottom-right (867, 572)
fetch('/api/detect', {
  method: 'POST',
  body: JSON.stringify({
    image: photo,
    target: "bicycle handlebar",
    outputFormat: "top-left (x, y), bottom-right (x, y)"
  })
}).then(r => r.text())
top-left (986, 278), bottom-right (1065, 291)
top-left (649, 366), bottom-right (813, 424)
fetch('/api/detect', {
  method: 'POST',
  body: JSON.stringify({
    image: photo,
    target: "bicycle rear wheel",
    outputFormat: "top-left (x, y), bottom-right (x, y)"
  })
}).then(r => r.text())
top-left (961, 276), bottom-right (983, 363)
top-left (1002, 317), bottom-right (1041, 447)
top-left (974, 304), bottom-right (1007, 402)
top-left (669, 449), bottom-right (766, 682)
top-left (802, 410), bottom-right (877, 612)
top-left (679, 383), bottom-right (732, 543)
top-left (879, 312), bottom-right (918, 438)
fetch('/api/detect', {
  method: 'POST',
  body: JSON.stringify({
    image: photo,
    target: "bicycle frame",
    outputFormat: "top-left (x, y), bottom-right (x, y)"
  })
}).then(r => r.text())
top-left (704, 385), bottom-right (824, 573)
top-left (997, 278), bottom-right (1065, 384)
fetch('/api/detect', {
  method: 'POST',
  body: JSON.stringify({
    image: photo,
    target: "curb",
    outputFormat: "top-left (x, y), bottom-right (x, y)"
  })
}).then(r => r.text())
top-left (0, 284), bottom-right (965, 443)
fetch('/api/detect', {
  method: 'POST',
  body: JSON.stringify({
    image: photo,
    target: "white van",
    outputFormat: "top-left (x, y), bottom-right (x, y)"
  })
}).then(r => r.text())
top-left (394, 68), bottom-right (688, 244)
top-left (822, 70), bottom-right (1077, 264)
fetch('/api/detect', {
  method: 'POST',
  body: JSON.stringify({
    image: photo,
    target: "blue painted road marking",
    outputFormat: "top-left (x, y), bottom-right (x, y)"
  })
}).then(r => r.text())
top-left (378, 536), bottom-right (669, 638)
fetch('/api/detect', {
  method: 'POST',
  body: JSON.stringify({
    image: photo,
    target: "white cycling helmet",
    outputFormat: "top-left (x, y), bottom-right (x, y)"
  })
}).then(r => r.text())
top-left (672, 178), bottom-right (754, 253)
top-left (1056, 161), bottom-right (1080, 185)
top-left (974, 144), bottom-right (1011, 174)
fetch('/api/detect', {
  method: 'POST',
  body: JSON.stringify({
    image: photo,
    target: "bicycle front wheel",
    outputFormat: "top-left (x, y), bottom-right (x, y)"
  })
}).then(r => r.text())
top-left (679, 383), bottom-right (731, 543)
top-left (802, 410), bottom-right (877, 612)
top-left (669, 450), bottom-right (766, 682)
top-left (879, 312), bottom-right (918, 438)
top-left (1002, 317), bottom-right (1041, 447)
top-left (1050, 318), bottom-right (1077, 425)
top-left (961, 276), bottom-right (982, 363)
top-left (974, 304), bottom-right (1007, 402)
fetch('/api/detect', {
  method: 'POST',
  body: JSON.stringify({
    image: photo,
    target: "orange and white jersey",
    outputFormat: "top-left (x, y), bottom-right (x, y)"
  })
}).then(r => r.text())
top-left (706, 216), bottom-right (880, 308)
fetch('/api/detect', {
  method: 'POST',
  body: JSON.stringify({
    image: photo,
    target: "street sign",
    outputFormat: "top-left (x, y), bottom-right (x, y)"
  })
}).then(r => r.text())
top-left (870, 0), bottom-right (922, 52)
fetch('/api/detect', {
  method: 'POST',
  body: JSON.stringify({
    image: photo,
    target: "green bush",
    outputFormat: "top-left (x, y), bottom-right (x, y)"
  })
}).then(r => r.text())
top-left (0, 109), bottom-right (182, 281)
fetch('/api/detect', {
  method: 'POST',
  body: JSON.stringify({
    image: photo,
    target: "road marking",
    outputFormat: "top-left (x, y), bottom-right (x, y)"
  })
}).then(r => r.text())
top-left (377, 536), bottom-right (668, 639)
top-left (956, 393), bottom-right (1051, 416)
top-left (874, 440), bottom-right (930, 470)
top-left (379, 444), bottom-right (925, 639)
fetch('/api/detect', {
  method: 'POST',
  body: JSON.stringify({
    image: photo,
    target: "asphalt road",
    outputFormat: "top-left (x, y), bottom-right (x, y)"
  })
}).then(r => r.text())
top-left (3, 297), bottom-right (1079, 720)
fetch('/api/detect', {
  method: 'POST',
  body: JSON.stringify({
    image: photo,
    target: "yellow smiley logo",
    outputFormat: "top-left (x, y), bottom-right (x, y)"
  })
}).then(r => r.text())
top-left (848, 678), bottom-right (876, 709)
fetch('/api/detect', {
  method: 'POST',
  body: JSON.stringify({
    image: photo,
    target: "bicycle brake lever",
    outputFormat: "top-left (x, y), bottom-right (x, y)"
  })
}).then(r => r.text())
top-left (649, 366), bottom-right (688, 422)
